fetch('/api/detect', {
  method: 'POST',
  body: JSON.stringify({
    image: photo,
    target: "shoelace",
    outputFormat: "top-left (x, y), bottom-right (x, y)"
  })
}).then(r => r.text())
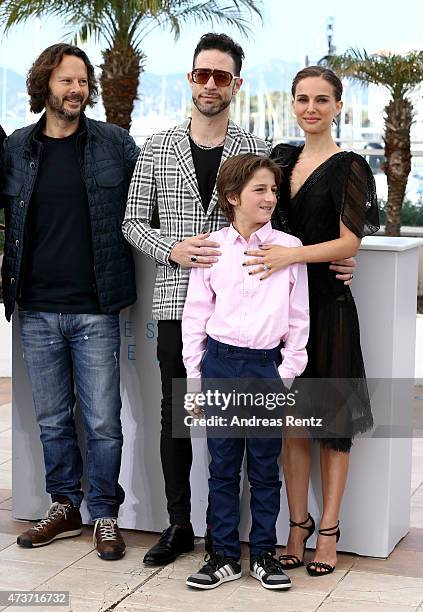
top-left (201, 553), bottom-right (228, 574)
top-left (32, 502), bottom-right (69, 532)
top-left (93, 518), bottom-right (118, 545)
top-left (256, 552), bottom-right (285, 574)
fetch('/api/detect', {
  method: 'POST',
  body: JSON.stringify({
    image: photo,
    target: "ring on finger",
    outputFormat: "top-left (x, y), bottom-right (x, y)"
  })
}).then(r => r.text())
top-left (191, 255), bottom-right (198, 263)
top-left (350, 273), bottom-right (354, 280)
top-left (263, 264), bottom-right (270, 272)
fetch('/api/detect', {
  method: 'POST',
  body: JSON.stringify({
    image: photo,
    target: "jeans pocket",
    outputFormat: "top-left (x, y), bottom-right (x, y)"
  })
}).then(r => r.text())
top-left (272, 361), bottom-right (282, 379)
top-left (200, 349), bottom-right (209, 373)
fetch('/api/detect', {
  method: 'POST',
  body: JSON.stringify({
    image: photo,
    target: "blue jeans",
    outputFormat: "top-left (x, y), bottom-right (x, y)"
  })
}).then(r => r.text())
top-left (203, 337), bottom-right (283, 560)
top-left (19, 311), bottom-right (124, 520)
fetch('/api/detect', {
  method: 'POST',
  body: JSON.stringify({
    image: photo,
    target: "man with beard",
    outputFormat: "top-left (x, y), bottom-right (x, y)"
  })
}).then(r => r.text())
top-left (0, 44), bottom-right (138, 559)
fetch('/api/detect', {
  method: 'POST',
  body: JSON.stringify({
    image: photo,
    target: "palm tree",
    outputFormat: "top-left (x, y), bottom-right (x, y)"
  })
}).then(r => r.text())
top-left (0, 0), bottom-right (263, 130)
top-left (327, 49), bottom-right (423, 236)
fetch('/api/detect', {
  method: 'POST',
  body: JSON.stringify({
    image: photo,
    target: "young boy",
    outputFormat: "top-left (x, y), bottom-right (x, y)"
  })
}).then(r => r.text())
top-left (182, 154), bottom-right (309, 590)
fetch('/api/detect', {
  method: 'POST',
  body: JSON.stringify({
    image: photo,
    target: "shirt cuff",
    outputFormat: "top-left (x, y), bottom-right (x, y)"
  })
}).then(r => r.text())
top-left (278, 366), bottom-right (296, 390)
top-left (161, 238), bottom-right (180, 268)
top-left (186, 376), bottom-right (202, 394)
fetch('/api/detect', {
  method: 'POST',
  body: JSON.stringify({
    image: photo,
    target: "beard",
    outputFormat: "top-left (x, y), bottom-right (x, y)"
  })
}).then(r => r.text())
top-left (47, 91), bottom-right (88, 122)
top-left (192, 93), bottom-right (232, 117)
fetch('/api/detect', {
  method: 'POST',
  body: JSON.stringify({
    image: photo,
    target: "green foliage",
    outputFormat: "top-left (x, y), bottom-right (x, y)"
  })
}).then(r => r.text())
top-left (0, 0), bottom-right (263, 52)
top-left (327, 48), bottom-right (423, 235)
top-left (327, 49), bottom-right (423, 100)
top-left (378, 198), bottom-right (423, 227)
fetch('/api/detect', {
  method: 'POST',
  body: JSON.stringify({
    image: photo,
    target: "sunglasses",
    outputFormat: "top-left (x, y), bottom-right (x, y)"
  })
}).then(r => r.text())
top-left (191, 68), bottom-right (239, 87)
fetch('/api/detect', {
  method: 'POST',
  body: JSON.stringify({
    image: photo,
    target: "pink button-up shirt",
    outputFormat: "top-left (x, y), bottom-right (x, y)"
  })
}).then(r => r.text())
top-left (182, 222), bottom-right (309, 381)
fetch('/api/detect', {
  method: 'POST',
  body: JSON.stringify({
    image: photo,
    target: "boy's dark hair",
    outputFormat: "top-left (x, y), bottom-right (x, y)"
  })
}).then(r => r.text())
top-left (291, 65), bottom-right (343, 101)
top-left (192, 33), bottom-right (244, 75)
top-left (27, 43), bottom-right (99, 114)
top-left (217, 154), bottom-right (282, 223)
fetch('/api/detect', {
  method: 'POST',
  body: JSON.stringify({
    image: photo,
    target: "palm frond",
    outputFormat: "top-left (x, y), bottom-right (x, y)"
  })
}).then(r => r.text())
top-left (0, 0), bottom-right (263, 45)
top-left (128, 0), bottom-right (262, 51)
top-left (327, 48), bottom-right (423, 99)
top-left (157, 0), bottom-right (263, 40)
top-left (0, 0), bottom-right (75, 32)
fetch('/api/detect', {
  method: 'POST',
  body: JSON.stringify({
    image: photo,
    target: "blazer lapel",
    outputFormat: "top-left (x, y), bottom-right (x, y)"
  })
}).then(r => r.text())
top-left (173, 120), bottom-right (203, 209)
top-left (206, 120), bottom-right (242, 216)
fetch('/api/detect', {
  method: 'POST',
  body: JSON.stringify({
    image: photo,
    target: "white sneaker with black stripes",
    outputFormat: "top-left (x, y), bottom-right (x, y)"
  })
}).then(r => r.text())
top-left (186, 552), bottom-right (242, 589)
top-left (250, 552), bottom-right (292, 590)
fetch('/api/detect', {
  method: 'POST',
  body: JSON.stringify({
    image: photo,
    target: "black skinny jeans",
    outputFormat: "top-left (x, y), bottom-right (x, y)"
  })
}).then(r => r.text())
top-left (157, 320), bottom-right (192, 524)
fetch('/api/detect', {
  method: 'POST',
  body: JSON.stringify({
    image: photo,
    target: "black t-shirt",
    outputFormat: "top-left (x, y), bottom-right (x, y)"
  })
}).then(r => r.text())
top-left (19, 128), bottom-right (99, 313)
top-left (189, 138), bottom-right (223, 212)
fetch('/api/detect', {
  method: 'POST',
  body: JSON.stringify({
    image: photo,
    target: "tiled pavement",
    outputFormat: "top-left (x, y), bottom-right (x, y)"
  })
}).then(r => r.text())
top-left (0, 378), bottom-right (423, 611)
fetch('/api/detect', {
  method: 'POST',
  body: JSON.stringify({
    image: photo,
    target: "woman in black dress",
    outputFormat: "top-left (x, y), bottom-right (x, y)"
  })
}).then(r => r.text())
top-left (244, 66), bottom-right (379, 575)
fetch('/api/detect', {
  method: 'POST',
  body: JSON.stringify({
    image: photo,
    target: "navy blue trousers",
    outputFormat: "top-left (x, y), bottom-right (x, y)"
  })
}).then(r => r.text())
top-left (203, 336), bottom-right (282, 560)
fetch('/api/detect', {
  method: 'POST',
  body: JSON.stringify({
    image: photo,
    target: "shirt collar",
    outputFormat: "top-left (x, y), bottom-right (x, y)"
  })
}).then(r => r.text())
top-left (227, 221), bottom-right (273, 245)
top-left (255, 221), bottom-right (274, 243)
top-left (32, 112), bottom-right (87, 143)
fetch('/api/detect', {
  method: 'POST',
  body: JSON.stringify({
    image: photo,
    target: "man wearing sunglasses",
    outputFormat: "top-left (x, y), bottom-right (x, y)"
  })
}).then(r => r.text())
top-left (123, 32), bottom-right (269, 566)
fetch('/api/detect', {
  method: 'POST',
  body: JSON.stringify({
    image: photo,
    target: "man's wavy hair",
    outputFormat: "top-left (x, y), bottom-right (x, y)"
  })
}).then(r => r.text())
top-left (27, 43), bottom-right (99, 114)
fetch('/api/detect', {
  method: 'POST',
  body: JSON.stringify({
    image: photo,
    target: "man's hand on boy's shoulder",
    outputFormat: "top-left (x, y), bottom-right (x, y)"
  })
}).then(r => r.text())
top-left (170, 232), bottom-right (221, 268)
top-left (329, 257), bottom-right (356, 286)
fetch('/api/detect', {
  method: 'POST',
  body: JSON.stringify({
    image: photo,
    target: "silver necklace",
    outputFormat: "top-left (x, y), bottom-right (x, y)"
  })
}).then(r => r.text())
top-left (190, 133), bottom-right (225, 150)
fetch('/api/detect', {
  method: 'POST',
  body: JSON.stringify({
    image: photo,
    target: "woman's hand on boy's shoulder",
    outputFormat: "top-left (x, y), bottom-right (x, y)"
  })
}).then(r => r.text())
top-left (243, 243), bottom-right (300, 280)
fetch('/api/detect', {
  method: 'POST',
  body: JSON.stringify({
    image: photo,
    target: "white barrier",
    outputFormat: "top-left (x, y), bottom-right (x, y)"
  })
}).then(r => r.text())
top-left (11, 237), bottom-right (423, 557)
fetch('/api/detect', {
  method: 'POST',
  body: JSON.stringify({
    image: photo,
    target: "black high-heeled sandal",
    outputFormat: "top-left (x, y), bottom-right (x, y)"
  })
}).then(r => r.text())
top-left (279, 513), bottom-right (315, 570)
top-left (306, 521), bottom-right (340, 577)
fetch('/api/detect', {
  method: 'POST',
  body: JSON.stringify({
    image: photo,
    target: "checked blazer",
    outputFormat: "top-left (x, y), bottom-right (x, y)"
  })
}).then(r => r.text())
top-left (123, 118), bottom-right (269, 320)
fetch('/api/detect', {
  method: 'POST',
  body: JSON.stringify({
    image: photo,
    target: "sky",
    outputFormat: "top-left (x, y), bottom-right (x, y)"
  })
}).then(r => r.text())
top-left (0, 0), bottom-right (423, 78)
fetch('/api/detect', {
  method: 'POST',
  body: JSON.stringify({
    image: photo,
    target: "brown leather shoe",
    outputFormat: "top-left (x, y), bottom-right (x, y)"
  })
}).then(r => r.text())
top-left (93, 518), bottom-right (126, 560)
top-left (17, 501), bottom-right (82, 548)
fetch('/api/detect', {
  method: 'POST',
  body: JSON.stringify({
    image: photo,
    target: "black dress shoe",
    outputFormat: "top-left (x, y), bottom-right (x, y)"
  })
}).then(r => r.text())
top-left (143, 524), bottom-right (195, 566)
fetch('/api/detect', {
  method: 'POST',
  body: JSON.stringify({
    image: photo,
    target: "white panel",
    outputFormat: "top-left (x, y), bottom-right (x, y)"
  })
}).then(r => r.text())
top-left (12, 238), bottom-right (422, 557)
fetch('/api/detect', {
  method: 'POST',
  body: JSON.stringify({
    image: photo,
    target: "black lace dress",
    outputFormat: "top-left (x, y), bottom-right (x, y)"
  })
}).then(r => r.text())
top-left (271, 144), bottom-right (379, 452)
